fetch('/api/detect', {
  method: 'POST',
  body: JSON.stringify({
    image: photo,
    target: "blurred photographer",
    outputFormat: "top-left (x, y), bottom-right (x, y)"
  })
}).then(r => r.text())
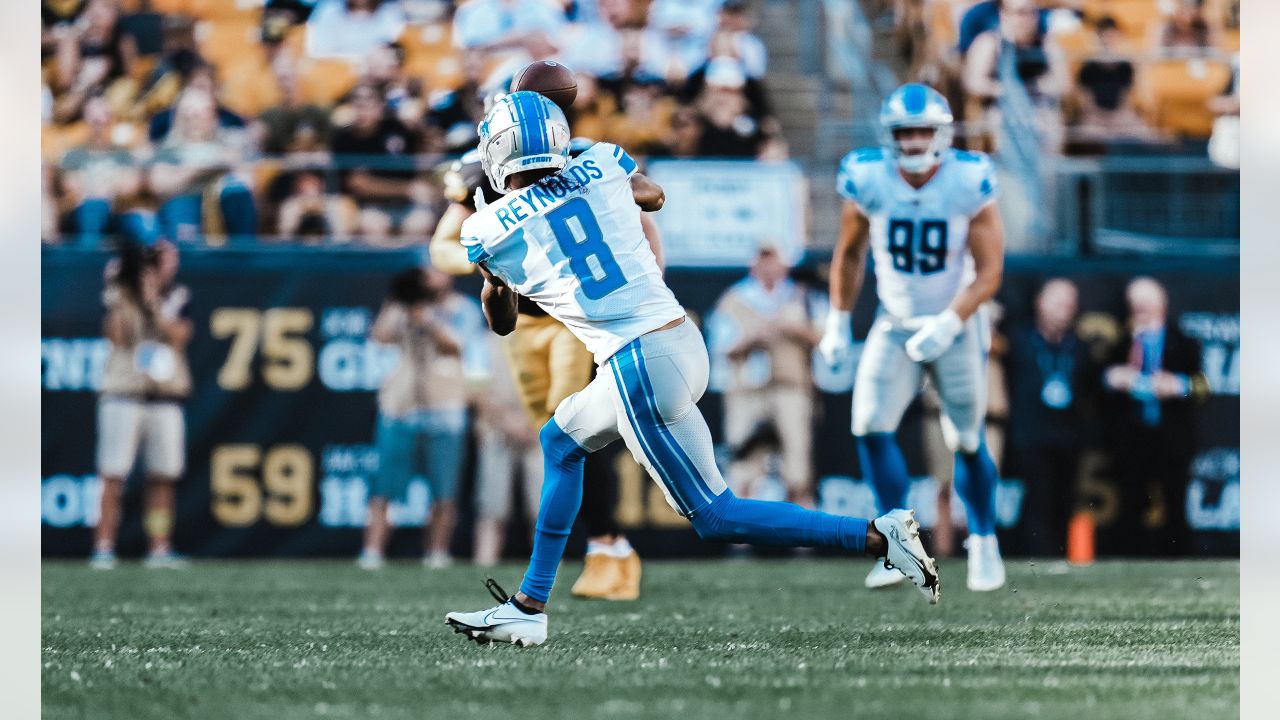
top-left (707, 244), bottom-right (820, 507)
top-left (360, 266), bottom-right (474, 569)
top-left (92, 240), bottom-right (193, 569)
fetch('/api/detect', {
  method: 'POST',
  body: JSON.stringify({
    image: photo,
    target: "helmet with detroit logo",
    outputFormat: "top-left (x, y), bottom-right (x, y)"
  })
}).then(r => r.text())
top-left (879, 83), bottom-right (955, 174)
top-left (477, 91), bottom-right (572, 195)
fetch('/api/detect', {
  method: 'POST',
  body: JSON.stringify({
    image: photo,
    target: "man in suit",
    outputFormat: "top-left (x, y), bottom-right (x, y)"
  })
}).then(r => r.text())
top-left (1101, 277), bottom-right (1209, 555)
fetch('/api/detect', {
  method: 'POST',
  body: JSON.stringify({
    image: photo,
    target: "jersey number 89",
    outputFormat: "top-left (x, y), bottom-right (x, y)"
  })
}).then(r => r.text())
top-left (887, 219), bottom-right (948, 275)
top-left (547, 197), bottom-right (627, 300)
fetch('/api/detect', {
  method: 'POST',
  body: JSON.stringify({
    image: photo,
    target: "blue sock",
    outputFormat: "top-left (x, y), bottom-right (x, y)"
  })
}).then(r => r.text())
top-left (518, 421), bottom-right (587, 604)
top-left (954, 443), bottom-right (999, 536)
top-left (690, 491), bottom-right (868, 553)
top-left (856, 433), bottom-right (911, 514)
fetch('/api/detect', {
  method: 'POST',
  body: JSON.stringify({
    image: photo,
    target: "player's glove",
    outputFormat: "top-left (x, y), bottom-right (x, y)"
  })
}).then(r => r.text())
top-left (903, 309), bottom-right (964, 363)
top-left (473, 186), bottom-right (489, 211)
top-left (818, 308), bottom-right (853, 366)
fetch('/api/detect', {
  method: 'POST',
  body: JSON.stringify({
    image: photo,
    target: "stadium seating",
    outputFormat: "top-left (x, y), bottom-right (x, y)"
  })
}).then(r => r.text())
top-left (1082, 0), bottom-right (1162, 44)
top-left (399, 23), bottom-right (464, 93)
top-left (1133, 58), bottom-right (1232, 137)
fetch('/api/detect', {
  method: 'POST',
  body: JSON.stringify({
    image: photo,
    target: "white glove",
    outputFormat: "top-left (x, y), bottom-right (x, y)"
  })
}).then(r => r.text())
top-left (473, 186), bottom-right (489, 211)
top-left (903, 309), bottom-right (964, 363)
top-left (818, 309), bottom-right (854, 366)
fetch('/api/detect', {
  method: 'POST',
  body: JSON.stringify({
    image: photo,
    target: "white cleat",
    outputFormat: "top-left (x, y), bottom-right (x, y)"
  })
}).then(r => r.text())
top-left (89, 550), bottom-right (117, 570)
top-left (871, 509), bottom-right (940, 604)
top-left (357, 550), bottom-right (385, 570)
top-left (864, 560), bottom-right (908, 588)
top-left (445, 580), bottom-right (547, 647)
top-left (143, 551), bottom-right (189, 569)
top-left (965, 534), bottom-right (1006, 592)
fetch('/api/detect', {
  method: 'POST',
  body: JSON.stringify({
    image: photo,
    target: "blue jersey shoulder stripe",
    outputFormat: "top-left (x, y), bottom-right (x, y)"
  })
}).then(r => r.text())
top-left (616, 146), bottom-right (637, 174)
top-left (464, 238), bottom-right (490, 264)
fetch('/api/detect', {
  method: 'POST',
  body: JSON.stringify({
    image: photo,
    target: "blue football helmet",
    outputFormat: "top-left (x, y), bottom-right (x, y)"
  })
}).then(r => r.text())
top-left (477, 91), bottom-right (572, 194)
top-left (879, 83), bottom-right (955, 174)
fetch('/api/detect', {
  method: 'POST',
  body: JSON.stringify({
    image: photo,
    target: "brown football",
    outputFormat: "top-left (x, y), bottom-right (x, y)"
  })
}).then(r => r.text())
top-left (511, 60), bottom-right (578, 111)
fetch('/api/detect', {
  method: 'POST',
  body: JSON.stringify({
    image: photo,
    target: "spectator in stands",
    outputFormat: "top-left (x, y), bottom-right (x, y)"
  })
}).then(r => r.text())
top-left (148, 90), bottom-right (258, 245)
top-left (136, 16), bottom-right (211, 126)
top-left (608, 73), bottom-right (678, 156)
top-left (690, 57), bottom-right (765, 158)
top-left (425, 51), bottom-right (488, 153)
top-left (306, 0), bottom-right (407, 60)
top-left (1006, 278), bottom-right (1093, 556)
top-left (1101, 277), bottom-right (1208, 555)
top-left (276, 170), bottom-right (360, 243)
top-left (147, 64), bottom-right (246, 144)
top-left (959, 0), bottom-right (1047, 57)
top-left (360, 266), bottom-right (477, 570)
top-left (964, 0), bottom-right (1068, 150)
top-left (329, 82), bottom-right (434, 245)
top-left (367, 42), bottom-right (427, 129)
top-left (568, 72), bottom-right (623, 145)
top-left (49, 0), bottom-right (134, 124)
top-left (706, 0), bottom-right (767, 79)
top-left (708, 244), bottom-right (820, 507)
top-left (92, 240), bottom-right (193, 570)
top-left (1154, 0), bottom-right (1219, 53)
top-left (471, 335), bottom-right (543, 567)
top-left (1074, 17), bottom-right (1147, 141)
top-left (647, 0), bottom-right (719, 82)
top-left (253, 56), bottom-right (333, 155)
top-left (60, 95), bottom-right (151, 248)
top-left (451, 0), bottom-right (564, 60)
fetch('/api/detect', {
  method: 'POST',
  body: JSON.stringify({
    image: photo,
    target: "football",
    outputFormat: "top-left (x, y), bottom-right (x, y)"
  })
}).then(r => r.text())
top-left (511, 60), bottom-right (578, 111)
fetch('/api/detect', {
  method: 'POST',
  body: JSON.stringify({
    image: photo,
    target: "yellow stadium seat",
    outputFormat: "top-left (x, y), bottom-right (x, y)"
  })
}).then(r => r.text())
top-left (299, 58), bottom-right (359, 105)
top-left (42, 123), bottom-right (90, 163)
top-left (148, 0), bottom-right (194, 14)
top-left (188, 0), bottom-right (261, 21)
top-left (1133, 58), bottom-right (1232, 137)
top-left (220, 56), bottom-right (283, 117)
top-left (928, 0), bottom-right (959, 48)
top-left (1220, 28), bottom-right (1239, 52)
top-left (196, 18), bottom-right (264, 71)
top-left (400, 23), bottom-right (464, 92)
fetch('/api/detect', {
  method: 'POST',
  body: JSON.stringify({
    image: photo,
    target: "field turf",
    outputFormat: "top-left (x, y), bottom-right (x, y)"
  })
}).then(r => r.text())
top-left (42, 558), bottom-right (1238, 720)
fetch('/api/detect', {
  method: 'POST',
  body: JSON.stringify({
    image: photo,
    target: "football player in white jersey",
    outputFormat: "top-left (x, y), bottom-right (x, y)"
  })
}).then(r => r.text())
top-left (818, 83), bottom-right (1008, 593)
top-left (445, 91), bottom-right (940, 647)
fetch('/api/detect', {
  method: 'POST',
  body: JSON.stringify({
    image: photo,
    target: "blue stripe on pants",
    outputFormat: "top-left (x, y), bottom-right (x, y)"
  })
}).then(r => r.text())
top-left (628, 346), bottom-right (714, 507)
top-left (607, 350), bottom-right (695, 515)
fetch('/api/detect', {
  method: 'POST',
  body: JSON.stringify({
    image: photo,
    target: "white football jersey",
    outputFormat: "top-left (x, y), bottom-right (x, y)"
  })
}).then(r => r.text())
top-left (461, 142), bottom-right (685, 363)
top-left (836, 147), bottom-right (999, 319)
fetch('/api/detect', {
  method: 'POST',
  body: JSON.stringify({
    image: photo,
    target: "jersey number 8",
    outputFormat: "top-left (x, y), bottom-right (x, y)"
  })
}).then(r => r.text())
top-left (887, 219), bottom-right (948, 275)
top-left (547, 197), bottom-right (627, 300)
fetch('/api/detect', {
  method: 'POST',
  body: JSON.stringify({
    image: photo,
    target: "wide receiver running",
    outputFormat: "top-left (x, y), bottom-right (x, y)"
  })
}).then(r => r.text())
top-left (430, 61), bottom-right (652, 602)
top-left (445, 91), bottom-right (939, 646)
top-left (818, 83), bottom-right (1008, 592)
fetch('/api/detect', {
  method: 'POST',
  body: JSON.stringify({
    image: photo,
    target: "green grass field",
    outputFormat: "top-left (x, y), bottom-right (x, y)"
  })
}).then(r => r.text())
top-left (42, 558), bottom-right (1238, 720)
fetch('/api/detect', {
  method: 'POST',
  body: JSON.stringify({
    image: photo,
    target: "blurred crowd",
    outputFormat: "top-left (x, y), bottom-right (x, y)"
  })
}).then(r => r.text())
top-left (41, 0), bottom-right (787, 248)
top-left (88, 232), bottom-right (1211, 562)
top-left (891, 0), bottom-right (1239, 158)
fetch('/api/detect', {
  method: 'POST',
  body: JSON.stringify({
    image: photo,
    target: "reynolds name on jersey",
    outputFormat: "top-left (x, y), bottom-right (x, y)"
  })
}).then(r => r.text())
top-left (461, 142), bottom-right (684, 363)
top-left (837, 147), bottom-right (999, 320)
